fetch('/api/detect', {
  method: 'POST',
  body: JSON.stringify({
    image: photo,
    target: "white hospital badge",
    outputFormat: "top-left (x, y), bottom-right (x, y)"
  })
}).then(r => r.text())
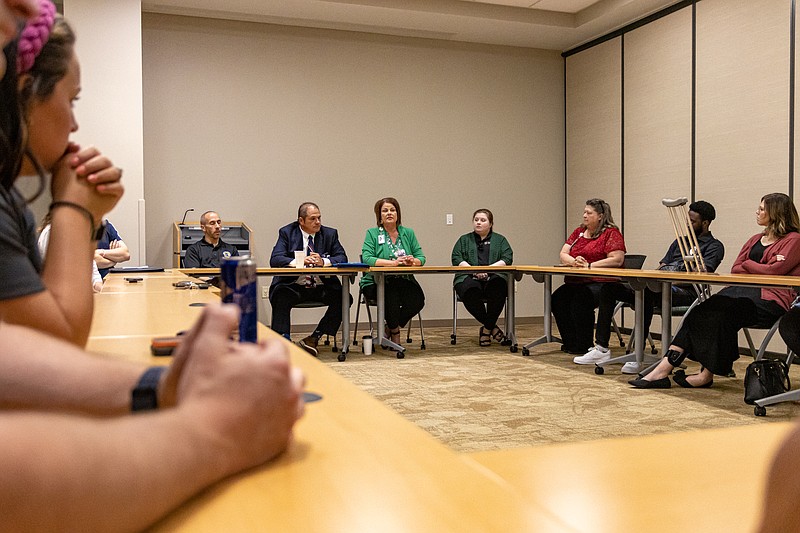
top-left (222, 251), bottom-right (232, 258)
top-left (378, 234), bottom-right (385, 245)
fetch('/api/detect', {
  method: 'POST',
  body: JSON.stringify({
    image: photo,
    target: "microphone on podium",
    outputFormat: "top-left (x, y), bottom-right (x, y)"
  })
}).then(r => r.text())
top-left (181, 208), bottom-right (194, 225)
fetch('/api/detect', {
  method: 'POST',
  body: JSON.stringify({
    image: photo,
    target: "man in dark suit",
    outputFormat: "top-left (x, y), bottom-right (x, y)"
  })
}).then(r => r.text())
top-left (269, 202), bottom-right (349, 356)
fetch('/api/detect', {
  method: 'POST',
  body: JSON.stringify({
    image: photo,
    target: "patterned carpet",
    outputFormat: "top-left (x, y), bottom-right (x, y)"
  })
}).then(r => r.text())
top-left (325, 323), bottom-right (800, 453)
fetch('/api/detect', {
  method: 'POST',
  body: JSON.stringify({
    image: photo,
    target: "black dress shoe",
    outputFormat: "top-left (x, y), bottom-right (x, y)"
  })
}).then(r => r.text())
top-left (298, 336), bottom-right (319, 357)
top-left (628, 377), bottom-right (671, 389)
top-left (672, 370), bottom-right (713, 389)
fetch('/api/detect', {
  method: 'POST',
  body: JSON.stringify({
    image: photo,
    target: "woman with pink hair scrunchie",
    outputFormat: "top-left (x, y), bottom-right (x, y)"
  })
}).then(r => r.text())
top-left (0, 0), bottom-right (124, 346)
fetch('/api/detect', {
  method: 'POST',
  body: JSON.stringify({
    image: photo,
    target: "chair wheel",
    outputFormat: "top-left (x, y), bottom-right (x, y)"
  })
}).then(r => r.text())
top-left (651, 348), bottom-right (658, 355)
top-left (620, 341), bottom-right (626, 348)
top-left (420, 343), bottom-right (426, 350)
top-left (501, 339), bottom-right (512, 346)
top-left (353, 340), bottom-right (359, 345)
top-left (337, 353), bottom-right (346, 362)
top-left (332, 346), bottom-right (338, 353)
top-left (755, 405), bottom-right (767, 417)
top-left (594, 366), bottom-right (605, 375)
top-left (397, 350), bottom-right (405, 359)
top-left (450, 339), bottom-right (456, 345)
top-left (323, 339), bottom-right (330, 346)
top-left (521, 347), bottom-right (530, 356)
top-left (406, 337), bottom-right (412, 343)
top-left (509, 345), bottom-right (518, 353)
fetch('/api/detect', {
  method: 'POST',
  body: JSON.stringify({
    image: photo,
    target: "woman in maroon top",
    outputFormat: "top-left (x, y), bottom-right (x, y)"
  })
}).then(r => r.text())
top-left (551, 198), bottom-right (626, 354)
top-left (631, 193), bottom-right (800, 389)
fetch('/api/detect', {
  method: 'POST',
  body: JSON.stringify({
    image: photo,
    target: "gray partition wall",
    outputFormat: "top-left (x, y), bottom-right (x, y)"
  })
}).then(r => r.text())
top-left (565, 0), bottom-right (796, 273)
top-left (564, 0), bottom-right (796, 346)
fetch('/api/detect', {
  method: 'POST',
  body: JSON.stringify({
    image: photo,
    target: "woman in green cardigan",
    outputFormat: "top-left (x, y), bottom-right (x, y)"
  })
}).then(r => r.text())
top-left (360, 197), bottom-right (426, 348)
top-left (451, 209), bottom-right (513, 346)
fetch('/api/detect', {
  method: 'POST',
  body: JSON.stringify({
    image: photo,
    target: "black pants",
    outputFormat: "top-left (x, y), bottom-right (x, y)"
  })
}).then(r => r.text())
top-left (270, 283), bottom-right (347, 337)
top-left (672, 288), bottom-right (784, 376)
top-left (779, 306), bottom-right (800, 355)
top-left (455, 275), bottom-right (507, 330)
top-left (551, 282), bottom-right (603, 353)
top-left (362, 278), bottom-right (425, 330)
top-left (595, 283), bottom-right (700, 348)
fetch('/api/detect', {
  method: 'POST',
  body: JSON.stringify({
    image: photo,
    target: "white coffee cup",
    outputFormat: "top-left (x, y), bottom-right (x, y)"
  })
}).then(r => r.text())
top-left (362, 335), bottom-right (373, 355)
top-left (294, 250), bottom-right (307, 268)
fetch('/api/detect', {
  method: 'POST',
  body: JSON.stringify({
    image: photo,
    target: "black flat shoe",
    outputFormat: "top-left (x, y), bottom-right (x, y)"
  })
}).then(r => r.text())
top-left (672, 370), bottom-right (713, 389)
top-left (628, 377), bottom-right (671, 389)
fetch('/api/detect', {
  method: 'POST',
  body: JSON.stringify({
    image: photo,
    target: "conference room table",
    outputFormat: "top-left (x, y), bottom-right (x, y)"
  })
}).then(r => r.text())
top-left (87, 270), bottom-right (797, 532)
top-left (367, 265), bottom-right (520, 355)
top-left (181, 266), bottom-right (367, 361)
top-left (88, 271), bottom-right (570, 532)
top-left (516, 265), bottom-right (800, 373)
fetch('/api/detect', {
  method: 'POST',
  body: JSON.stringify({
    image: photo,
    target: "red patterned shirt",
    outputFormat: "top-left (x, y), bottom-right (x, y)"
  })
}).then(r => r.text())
top-left (564, 226), bottom-right (626, 283)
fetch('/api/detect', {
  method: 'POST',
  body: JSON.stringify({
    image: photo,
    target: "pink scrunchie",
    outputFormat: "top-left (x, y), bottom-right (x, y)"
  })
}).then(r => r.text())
top-left (16, 0), bottom-right (57, 75)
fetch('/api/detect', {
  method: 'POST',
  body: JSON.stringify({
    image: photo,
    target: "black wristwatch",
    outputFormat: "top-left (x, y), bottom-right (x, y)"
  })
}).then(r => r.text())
top-left (131, 366), bottom-right (166, 412)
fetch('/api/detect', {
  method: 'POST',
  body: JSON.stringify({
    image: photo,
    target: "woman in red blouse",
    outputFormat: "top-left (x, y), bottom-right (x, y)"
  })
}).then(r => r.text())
top-left (551, 198), bottom-right (626, 354)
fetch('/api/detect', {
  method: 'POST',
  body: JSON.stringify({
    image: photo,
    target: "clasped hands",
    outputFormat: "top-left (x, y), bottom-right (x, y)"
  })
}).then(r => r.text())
top-left (393, 255), bottom-right (416, 267)
top-left (51, 142), bottom-right (123, 224)
top-left (572, 256), bottom-right (590, 269)
top-left (303, 253), bottom-right (324, 267)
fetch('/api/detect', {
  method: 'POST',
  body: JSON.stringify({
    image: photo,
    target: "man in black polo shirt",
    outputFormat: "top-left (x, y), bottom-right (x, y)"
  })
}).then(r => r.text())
top-left (183, 211), bottom-right (239, 267)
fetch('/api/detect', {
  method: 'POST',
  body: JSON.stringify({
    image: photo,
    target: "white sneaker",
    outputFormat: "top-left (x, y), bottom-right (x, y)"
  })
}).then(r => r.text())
top-left (621, 361), bottom-right (642, 374)
top-left (573, 345), bottom-right (610, 365)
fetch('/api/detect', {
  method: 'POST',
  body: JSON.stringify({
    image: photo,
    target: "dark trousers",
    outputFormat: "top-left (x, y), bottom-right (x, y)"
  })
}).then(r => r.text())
top-left (595, 283), bottom-right (700, 348)
top-left (595, 283), bottom-right (655, 348)
top-left (551, 282), bottom-right (603, 353)
top-left (362, 278), bottom-right (425, 329)
top-left (455, 275), bottom-right (507, 330)
top-left (672, 290), bottom-right (784, 376)
top-left (779, 306), bottom-right (800, 355)
top-left (270, 283), bottom-right (346, 337)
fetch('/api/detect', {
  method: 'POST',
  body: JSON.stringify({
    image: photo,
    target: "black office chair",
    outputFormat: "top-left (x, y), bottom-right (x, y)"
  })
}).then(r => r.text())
top-left (608, 254), bottom-right (648, 349)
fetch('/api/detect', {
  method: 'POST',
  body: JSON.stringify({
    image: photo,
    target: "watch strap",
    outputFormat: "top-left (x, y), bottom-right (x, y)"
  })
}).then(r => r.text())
top-left (131, 366), bottom-right (166, 412)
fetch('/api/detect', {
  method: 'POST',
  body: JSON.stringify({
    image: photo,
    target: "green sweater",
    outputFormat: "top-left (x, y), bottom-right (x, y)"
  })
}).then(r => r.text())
top-left (451, 231), bottom-right (513, 286)
top-left (360, 225), bottom-right (426, 288)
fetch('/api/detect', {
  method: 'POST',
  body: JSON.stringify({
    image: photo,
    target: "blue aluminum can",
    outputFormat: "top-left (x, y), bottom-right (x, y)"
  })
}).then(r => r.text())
top-left (220, 255), bottom-right (258, 343)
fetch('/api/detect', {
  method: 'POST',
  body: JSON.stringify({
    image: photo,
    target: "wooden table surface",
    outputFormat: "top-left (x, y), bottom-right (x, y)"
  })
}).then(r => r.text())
top-left (469, 422), bottom-right (791, 533)
top-left (87, 272), bottom-right (571, 532)
top-left (87, 271), bottom-right (794, 533)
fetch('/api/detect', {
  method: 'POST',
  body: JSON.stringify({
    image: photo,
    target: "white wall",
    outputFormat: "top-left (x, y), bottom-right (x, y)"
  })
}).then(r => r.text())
top-left (63, 0), bottom-right (145, 264)
top-left (142, 14), bottom-right (565, 325)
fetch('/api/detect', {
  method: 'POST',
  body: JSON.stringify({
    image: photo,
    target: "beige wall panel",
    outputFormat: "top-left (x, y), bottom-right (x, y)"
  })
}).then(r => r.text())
top-left (142, 15), bottom-right (564, 323)
top-left (796, 0), bottom-right (800, 205)
top-left (566, 38), bottom-right (622, 235)
top-left (695, 0), bottom-right (790, 274)
top-left (623, 8), bottom-right (692, 267)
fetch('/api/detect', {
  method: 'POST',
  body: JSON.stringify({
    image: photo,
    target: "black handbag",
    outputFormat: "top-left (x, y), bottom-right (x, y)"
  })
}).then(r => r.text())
top-left (744, 358), bottom-right (791, 405)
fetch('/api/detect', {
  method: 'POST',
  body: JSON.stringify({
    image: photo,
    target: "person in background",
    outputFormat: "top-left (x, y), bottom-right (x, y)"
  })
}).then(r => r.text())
top-left (269, 202), bottom-right (349, 356)
top-left (451, 208), bottom-right (513, 346)
top-left (38, 212), bottom-right (102, 292)
top-left (630, 193), bottom-right (800, 389)
top-left (183, 210), bottom-right (239, 268)
top-left (574, 200), bottom-right (724, 371)
top-left (0, 4), bottom-right (306, 531)
top-left (360, 197), bottom-right (425, 350)
top-left (551, 198), bottom-right (626, 355)
top-left (94, 219), bottom-right (129, 277)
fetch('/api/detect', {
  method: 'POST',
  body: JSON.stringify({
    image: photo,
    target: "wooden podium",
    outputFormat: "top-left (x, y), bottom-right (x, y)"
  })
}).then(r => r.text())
top-left (172, 221), bottom-right (254, 267)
